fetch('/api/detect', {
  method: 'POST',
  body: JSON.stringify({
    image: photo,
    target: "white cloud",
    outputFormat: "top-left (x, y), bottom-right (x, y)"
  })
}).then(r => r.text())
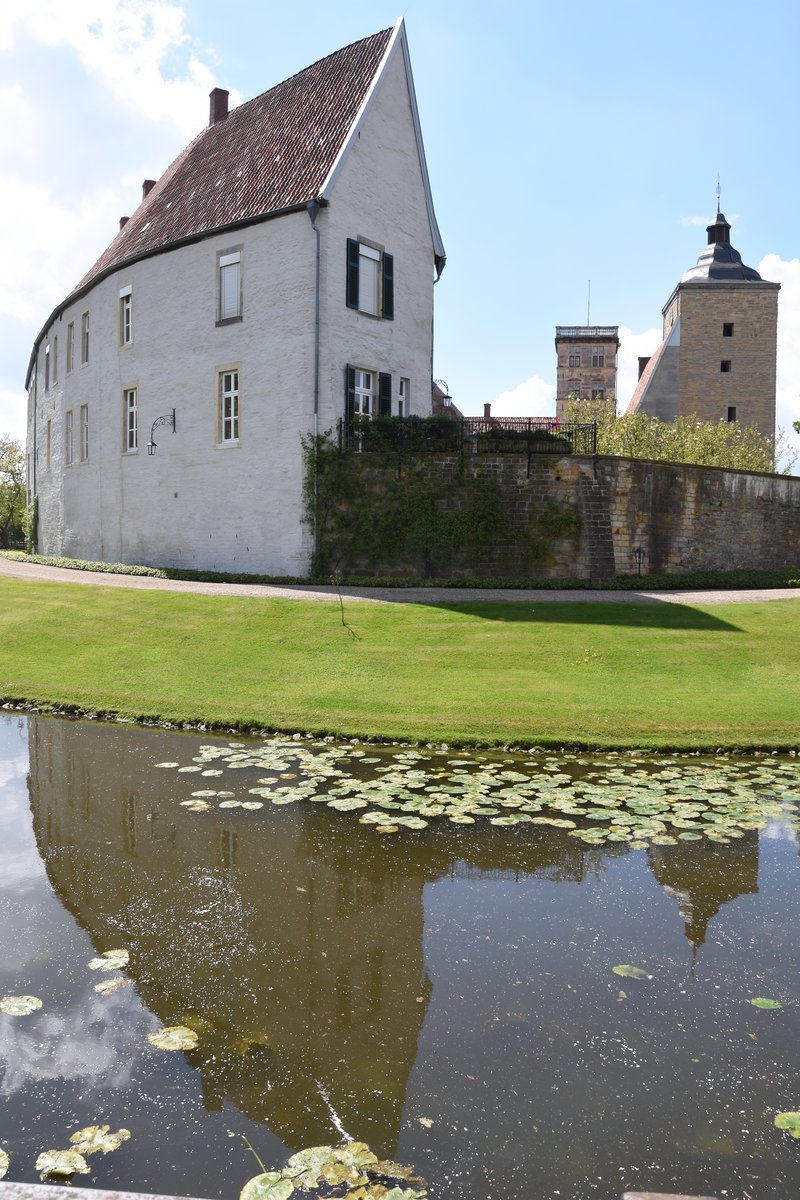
top-left (681, 215), bottom-right (707, 228)
top-left (0, 1), bottom-right (234, 444)
top-left (2, 2), bottom-right (223, 141)
top-left (482, 375), bottom-right (556, 419)
top-left (759, 254), bottom-right (800, 473)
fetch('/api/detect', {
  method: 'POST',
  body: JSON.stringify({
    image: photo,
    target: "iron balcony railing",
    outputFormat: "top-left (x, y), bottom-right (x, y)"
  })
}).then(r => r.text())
top-left (337, 415), bottom-right (597, 472)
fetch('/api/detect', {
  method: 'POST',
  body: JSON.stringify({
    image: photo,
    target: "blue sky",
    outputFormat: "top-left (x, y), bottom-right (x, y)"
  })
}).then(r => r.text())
top-left (2, 0), bottom-right (798, 464)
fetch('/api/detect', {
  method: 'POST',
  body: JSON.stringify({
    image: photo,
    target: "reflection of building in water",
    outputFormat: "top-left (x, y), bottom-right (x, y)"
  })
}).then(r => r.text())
top-left (648, 833), bottom-right (759, 950)
top-left (26, 716), bottom-right (620, 1152)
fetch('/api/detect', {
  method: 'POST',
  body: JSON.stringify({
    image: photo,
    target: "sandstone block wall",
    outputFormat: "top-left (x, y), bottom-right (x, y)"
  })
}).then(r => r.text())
top-left (318, 451), bottom-right (800, 580)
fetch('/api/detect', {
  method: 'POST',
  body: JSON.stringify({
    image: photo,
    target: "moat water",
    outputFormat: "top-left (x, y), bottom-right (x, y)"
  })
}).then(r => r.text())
top-left (1, 713), bottom-right (800, 1200)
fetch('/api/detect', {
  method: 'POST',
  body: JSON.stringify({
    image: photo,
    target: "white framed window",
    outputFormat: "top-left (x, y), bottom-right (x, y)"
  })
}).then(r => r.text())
top-left (52, 335), bottom-right (58, 385)
top-left (346, 238), bottom-right (394, 319)
top-left (354, 368), bottom-right (373, 418)
top-left (80, 311), bottom-right (90, 365)
top-left (399, 377), bottom-right (409, 417)
top-left (123, 388), bottom-right (138, 452)
top-left (218, 249), bottom-right (242, 323)
top-left (80, 403), bottom-right (89, 462)
top-left (119, 285), bottom-right (133, 346)
top-left (217, 368), bottom-right (240, 443)
top-left (66, 321), bottom-right (75, 374)
top-left (65, 409), bottom-right (74, 465)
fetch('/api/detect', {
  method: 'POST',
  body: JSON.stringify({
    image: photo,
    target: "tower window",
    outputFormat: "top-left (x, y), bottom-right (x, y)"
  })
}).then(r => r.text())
top-left (723, 322), bottom-right (734, 337)
top-left (720, 360), bottom-right (731, 373)
top-left (592, 347), bottom-right (604, 367)
top-left (727, 406), bottom-right (737, 423)
top-left (568, 350), bottom-right (581, 368)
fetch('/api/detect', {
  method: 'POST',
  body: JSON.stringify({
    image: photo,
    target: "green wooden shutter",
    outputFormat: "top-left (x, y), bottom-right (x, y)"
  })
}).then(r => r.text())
top-left (346, 239), bottom-right (360, 309)
top-left (382, 252), bottom-right (394, 320)
top-left (345, 364), bottom-right (356, 424)
top-left (378, 372), bottom-right (392, 417)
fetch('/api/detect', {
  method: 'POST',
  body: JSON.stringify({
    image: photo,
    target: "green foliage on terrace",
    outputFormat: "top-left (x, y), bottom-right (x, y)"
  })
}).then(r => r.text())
top-left (565, 398), bottom-right (797, 474)
top-left (302, 426), bottom-right (581, 582)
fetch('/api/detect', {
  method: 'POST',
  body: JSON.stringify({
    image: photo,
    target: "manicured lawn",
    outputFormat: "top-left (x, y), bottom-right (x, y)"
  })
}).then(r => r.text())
top-left (1, 577), bottom-right (798, 748)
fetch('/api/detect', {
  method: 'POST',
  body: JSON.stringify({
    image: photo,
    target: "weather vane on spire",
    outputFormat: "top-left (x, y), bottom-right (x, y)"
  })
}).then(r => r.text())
top-left (716, 173), bottom-right (721, 214)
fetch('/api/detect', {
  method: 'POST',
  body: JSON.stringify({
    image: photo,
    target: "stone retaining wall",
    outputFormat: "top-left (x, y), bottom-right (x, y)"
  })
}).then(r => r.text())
top-left (316, 451), bottom-right (800, 580)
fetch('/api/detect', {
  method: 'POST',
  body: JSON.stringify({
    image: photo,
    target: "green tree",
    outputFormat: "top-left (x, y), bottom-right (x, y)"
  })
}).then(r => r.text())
top-left (792, 419), bottom-right (800, 435)
top-left (0, 436), bottom-right (26, 548)
top-left (565, 397), bottom-right (797, 474)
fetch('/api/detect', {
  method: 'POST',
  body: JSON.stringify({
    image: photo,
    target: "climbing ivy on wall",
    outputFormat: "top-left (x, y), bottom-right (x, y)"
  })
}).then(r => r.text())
top-left (302, 429), bottom-right (581, 581)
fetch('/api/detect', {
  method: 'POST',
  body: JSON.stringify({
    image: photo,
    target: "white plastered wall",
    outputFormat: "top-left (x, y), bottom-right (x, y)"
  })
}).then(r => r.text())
top-left (28, 41), bottom-right (439, 575)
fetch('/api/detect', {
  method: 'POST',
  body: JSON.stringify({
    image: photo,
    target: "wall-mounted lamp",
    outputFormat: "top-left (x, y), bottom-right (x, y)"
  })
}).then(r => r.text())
top-left (435, 378), bottom-right (452, 407)
top-left (147, 409), bottom-right (176, 456)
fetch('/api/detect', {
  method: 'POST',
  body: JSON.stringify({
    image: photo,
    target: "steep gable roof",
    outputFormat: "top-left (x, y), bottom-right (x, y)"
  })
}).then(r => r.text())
top-left (73, 25), bottom-right (394, 296)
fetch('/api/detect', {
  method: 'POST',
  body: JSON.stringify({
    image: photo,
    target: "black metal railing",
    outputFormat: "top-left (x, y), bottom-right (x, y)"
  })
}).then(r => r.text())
top-left (337, 415), bottom-right (597, 471)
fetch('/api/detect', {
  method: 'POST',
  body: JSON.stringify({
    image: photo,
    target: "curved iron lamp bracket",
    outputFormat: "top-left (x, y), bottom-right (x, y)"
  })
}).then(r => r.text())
top-left (147, 409), bottom-right (176, 456)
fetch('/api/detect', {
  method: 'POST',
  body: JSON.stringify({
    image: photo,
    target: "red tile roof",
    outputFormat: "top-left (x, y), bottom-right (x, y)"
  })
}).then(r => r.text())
top-left (71, 26), bottom-right (393, 298)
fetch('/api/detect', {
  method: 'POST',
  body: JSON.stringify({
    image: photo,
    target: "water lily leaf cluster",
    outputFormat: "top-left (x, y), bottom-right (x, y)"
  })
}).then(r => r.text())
top-left (70, 1125), bottom-right (131, 1155)
top-left (775, 1112), bottom-right (800, 1138)
top-left (0, 994), bottom-right (42, 1016)
top-left (35, 1149), bottom-right (91, 1180)
top-left (89, 949), bottom-right (129, 971)
top-left (0, 1148), bottom-right (8, 1179)
top-left (147, 1025), bottom-right (199, 1051)
top-left (240, 1143), bottom-right (427, 1200)
top-left (160, 739), bottom-right (800, 848)
top-left (612, 965), bottom-right (652, 980)
top-left (751, 997), bottom-right (783, 1010)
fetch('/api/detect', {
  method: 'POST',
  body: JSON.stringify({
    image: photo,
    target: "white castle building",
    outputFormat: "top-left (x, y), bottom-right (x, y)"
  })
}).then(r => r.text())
top-left (24, 19), bottom-right (445, 575)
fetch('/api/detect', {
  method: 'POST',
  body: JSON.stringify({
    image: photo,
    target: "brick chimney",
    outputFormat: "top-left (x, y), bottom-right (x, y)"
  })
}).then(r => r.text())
top-left (142, 179), bottom-right (156, 201)
top-left (209, 88), bottom-right (229, 126)
top-left (483, 403), bottom-right (492, 420)
top-left (119, 216), bottom-right (129, 231)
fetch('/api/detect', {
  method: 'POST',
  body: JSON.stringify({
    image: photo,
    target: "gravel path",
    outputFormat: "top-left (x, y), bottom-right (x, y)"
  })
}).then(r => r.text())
top-left (2, 555), bottom-right (798, 606)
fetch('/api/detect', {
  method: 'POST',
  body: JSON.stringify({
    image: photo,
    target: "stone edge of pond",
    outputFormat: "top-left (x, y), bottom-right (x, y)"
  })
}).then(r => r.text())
top-left (2, 700), bottom-right (799, 758)
top-left (623, 1193), bottom-right (721, 1200)
top-left (0, 1187), bottom-right (210, 1200)
top-left (0, 1188), bottom-right (721, 1200)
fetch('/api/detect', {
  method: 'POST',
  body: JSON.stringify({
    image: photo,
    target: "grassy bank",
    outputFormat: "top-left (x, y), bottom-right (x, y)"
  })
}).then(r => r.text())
top-left (1, 576), bottom-right (799, 749)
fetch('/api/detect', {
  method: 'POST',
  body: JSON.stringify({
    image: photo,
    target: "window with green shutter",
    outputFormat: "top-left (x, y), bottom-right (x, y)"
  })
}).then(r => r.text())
top-left (345, 238), bottom-right (394, 320)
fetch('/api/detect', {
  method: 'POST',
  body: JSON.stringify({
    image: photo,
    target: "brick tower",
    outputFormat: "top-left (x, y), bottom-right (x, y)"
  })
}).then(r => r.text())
top-left (628, 206), bottom-right (779, 436)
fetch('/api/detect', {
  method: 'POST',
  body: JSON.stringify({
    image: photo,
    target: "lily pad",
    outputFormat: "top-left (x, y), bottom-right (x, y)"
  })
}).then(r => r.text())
top-left (750, 997), bottom-right (783, 1010)
top-left (284, 1145), bottom-right (334, 1188)
top-left (612, 965), bottom-right (652, 980)
top-left (94, 976), bottom-right (132, 995)
top-left (775, 1111), bottom-right (800, 1138)
top-left (0, 994), bottom-right (43, 1016)
top-left (70, 1125), bottom-right (131, 1155)
top-left (36, 1150), bottom-right (90, 1179)
top-left (240, 1172), bottom-right (295, 1200)
top-left (88, 949), bottom-right (129, 971)
top-left (0, 1148), bottom-right (8, 1179)
top-left (147, 1025), bottom-right (199, 1051)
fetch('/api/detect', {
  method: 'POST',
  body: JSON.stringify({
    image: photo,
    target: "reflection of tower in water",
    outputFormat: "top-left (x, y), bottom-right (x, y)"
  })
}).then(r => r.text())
top-left (648, 833), bottom-right (759, 952)
top-left (26, 715), bottom-right (625, 1153)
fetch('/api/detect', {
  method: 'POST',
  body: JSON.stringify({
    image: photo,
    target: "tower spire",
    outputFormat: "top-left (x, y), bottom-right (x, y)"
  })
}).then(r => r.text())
top-left (716, 173), bottom-right (721, 214)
